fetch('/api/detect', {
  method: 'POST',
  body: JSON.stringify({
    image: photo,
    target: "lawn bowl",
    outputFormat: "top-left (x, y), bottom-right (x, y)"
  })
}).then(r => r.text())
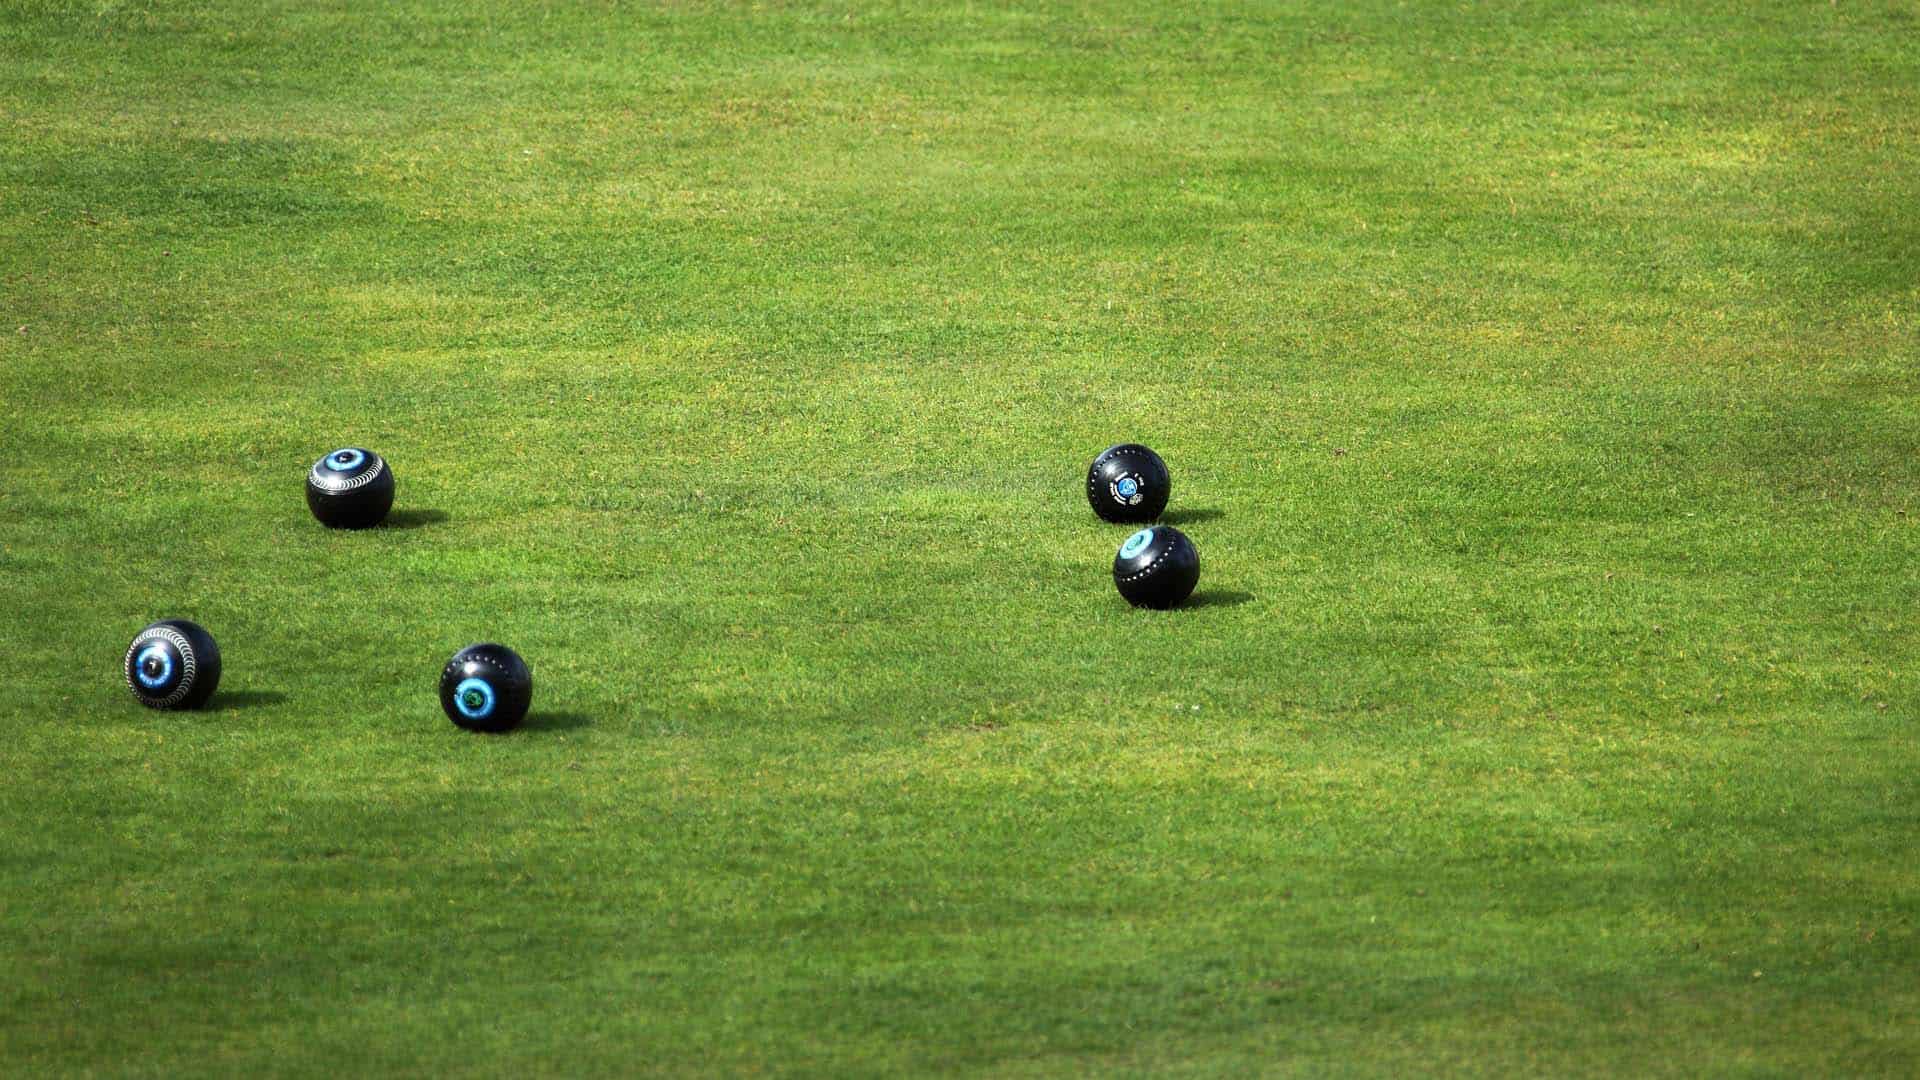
top-left (306, 447), bottom-right (395, 529)
top-left (124, 619), bottom-right (222, 709)
top-left (439, 643), bottom-right (533, 733)
top-left (1086, 443), bottom-right (1170, 524)
top-left (1112, 525), bottom-right (1200, 609)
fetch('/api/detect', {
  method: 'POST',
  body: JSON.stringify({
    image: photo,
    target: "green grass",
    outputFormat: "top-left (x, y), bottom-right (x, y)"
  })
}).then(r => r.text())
top-left (3, 0), bottom-right (1917, 1073)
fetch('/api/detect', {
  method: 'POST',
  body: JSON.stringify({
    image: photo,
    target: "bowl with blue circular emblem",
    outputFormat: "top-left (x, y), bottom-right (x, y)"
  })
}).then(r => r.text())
top-left (306, 446), bottom-right (395, 529)
top-left (1112, 525), bottom-right (1200, 609)
top-left (439, 643), bottom-right (532, 733)
top-left (1086, 443), bottom-right (1170, 524)
top-left (123, 619), bottom-right (222, 710)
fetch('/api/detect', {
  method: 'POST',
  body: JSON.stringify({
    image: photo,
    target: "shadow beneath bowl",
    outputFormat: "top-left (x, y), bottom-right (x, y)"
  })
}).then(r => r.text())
top-left (382, 508), bottom-right (450, 530)
top-left (208, 689), bottom-right (288, 710)
top-left (521, 711), bottom-right (594, 732)
top-left (1161, 507), bottom-right (1225, 526)
top-left (1184, 590), bottom-right (1254, 609)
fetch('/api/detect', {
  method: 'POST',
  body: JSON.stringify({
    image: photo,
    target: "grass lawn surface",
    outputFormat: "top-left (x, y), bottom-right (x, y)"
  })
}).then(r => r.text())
top-left (2, 1), bottom-right (1917, 1074)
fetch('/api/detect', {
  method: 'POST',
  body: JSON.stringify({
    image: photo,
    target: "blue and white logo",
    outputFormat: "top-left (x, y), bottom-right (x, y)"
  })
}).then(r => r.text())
top-left (134, 644), bottom-right (175, 688)
top-left (1119, 528), bottom-right (1156, 559)
top-left (1109, 472), bottom-right (1146, 506)
top-left (1116, 477), bottom-right (1139, 498)
top-left (327, 449), bottom-right (367, 472)
top-left (453, 677), bottom-right (496, 719)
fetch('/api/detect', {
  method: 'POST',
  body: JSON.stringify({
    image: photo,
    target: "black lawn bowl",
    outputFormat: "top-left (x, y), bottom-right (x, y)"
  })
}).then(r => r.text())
top-left (1086, 443), bottom-right (1170, 524)
top-left (306, 447), bottom-right (395, 529)
top-left (1112, 525), bottom-right (1200, 609)
top-left (124, 619), bottom-right (222, 709)
top-left (440, 643), bottom-right (533, 733)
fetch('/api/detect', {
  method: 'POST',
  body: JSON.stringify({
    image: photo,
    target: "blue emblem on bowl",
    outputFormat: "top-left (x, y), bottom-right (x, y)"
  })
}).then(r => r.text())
top-left (453, 677), bottom-right (496, 719)
top-left (134, 645), bottom-right (175, 688)
top-left (1119, 528), bottom-right (1156, 559)
top-left (326, 448), bottom-right (367, 472)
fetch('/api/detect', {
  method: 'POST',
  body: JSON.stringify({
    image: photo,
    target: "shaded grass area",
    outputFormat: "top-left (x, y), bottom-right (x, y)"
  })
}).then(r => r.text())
top-left (1, 1), bottom-right (1917, 1074)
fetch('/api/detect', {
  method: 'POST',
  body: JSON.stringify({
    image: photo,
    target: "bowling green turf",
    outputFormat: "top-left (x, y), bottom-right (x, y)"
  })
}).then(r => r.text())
top-left (2, 2), bottom-right (1916, 1075)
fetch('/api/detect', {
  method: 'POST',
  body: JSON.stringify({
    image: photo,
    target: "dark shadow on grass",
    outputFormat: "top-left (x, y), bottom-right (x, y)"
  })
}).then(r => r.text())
top-left (1184, 590), bottom-right (1254, 610)
top-left (1161, 507), bottom-right (1224, 525)
top-left (521, 711), bottom-right (594, 732)
top-left (382, 508), bottom-right (450, 529)
top-left (209, 689), bottom-right (288, 710)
